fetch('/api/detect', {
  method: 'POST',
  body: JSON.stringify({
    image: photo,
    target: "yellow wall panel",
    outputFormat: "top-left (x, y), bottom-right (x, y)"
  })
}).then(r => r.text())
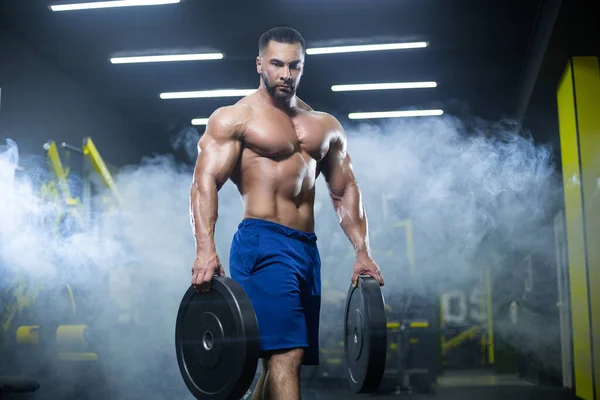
top-left (571, 56), bottom-right (600, 400)
top-left (557, 57), bottom-right (595, 400)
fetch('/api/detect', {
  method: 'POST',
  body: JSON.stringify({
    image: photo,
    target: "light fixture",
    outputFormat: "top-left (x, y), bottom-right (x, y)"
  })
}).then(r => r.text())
top-left (110, 53), bottom-right (223, 64)
top-left (306, 42), bottom-right (428, 55)
top-left (50, 0), bottom-right (180, 12)
top-left (348, 109), bottom-right (444, 119)
top-left (160, 89), bottom-right (256, 99)
top-left (331, 81), bottom-right (437, 92)
top-left (191, 118), bottom-right (209, 126)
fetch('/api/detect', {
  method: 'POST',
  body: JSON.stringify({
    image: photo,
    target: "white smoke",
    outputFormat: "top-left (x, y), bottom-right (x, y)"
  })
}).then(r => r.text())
top-left (0, 114), bottom-right (562, 397)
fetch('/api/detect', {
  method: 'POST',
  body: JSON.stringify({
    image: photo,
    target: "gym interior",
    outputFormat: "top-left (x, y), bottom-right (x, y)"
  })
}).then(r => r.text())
top-left (0, 0), bottom-right (599, 399)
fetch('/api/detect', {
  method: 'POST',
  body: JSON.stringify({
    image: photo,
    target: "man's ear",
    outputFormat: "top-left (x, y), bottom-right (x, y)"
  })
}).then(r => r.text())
top-left (256, 56), bottom-right (263, 74)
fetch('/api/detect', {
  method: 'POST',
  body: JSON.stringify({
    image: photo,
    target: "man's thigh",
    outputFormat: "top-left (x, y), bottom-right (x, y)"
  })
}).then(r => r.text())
top-left (244, 264), bottom-right (310, 355)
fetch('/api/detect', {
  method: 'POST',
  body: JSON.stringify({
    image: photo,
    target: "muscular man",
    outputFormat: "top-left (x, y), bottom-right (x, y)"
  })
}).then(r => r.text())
top-left (190, 26), bottom-right (384, 400)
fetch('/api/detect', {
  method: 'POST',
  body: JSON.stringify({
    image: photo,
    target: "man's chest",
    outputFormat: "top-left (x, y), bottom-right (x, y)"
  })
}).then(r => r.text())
top-left (243, 112), bottom-right (330, 162)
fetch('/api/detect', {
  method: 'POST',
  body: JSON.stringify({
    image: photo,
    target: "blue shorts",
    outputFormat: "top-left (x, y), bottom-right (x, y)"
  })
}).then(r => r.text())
top-left (229, 218), bottom-right (321, 365)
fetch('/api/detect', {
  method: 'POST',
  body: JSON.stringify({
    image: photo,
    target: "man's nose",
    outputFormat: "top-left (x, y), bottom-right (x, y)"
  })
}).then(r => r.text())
top-left (280, 67), bottom-right (292, 80)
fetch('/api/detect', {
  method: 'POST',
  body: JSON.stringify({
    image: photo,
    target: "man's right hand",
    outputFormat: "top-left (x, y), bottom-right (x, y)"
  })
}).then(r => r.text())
top-left (192, 251), bottom-right (225, 292)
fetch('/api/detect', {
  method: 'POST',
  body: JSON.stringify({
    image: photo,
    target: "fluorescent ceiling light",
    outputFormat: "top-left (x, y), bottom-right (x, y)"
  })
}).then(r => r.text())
top-left (348, 109), bottom-right (444, 119)
top-left (111, 53), bottom-right (223, 64)
top-left (191, 118), bottom-right (209, 126)
top-left (160, 89), bottom-right (256, 99)
top-left (306, 42), bottom-right (428, 55)
top-left (50, 0), bottom-right (180, 12)
top-left (332, 81), bottom-right (437, 92)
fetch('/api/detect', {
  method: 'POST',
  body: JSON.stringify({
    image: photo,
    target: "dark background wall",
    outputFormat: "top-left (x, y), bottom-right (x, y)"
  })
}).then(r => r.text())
top-left (522, 0), bottom-right (600, 173)
top-left (502, 0), bottom-right (600, 386)
top-left (0, 29), bottom-right (157, 169)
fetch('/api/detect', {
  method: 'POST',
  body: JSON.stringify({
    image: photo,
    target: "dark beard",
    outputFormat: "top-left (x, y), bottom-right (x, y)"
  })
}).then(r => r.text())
top-left (262, 71), bottom-right (295, 102)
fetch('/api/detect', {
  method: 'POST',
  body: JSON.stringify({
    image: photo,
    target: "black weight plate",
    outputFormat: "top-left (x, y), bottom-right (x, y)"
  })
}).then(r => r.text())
top-left (175, 277), bottom-right (260, 400)
top-left (344, 275), bottom-right (387, 393)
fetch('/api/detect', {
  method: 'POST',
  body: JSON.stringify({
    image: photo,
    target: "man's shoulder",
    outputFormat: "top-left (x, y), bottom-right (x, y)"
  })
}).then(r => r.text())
top-left (307, 111), bottom-right (345, 136)
top-left (210, 103), bottom-right (252, 123)
top-left (299, 111), bottom-right (347, 155)
top-left (206, 104), bottom-right (253, 138)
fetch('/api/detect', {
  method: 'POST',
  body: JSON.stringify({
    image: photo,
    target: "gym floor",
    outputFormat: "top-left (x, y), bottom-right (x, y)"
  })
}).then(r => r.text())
top-left (299, 371), bottom-right (574, 400)
top-left (306, 387), bottom-right (572, 400)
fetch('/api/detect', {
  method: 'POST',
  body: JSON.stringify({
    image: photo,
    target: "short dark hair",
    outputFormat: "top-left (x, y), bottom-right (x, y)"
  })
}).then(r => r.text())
top-left (258, 26), bottom-right (306, 55)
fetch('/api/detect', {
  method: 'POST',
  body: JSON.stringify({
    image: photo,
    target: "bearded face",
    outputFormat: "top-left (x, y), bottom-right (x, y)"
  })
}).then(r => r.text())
top-left (257, 41), bottom-right (304, 102)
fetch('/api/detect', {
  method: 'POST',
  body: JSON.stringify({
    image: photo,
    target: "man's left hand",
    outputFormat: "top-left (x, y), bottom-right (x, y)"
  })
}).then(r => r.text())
top-left (352, 252), bottom-right (384, 287)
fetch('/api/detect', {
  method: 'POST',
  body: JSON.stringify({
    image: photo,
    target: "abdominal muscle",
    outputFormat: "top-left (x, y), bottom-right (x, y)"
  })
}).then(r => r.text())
top-left (232, 152), bottom-right (318, 233)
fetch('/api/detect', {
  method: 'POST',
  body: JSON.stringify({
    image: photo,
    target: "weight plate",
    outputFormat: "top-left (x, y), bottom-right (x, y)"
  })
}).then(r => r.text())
top-left (175, 277), bottom-right (260, 400)
top-left (344, 275), bottom-right (387, 393)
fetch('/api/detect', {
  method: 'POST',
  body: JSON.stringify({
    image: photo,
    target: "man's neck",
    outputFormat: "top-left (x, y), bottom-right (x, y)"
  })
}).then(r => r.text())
top-left (257, 85), bottom-right (297, 110)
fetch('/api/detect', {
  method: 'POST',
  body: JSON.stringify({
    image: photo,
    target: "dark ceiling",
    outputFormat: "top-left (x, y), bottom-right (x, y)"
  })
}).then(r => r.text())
top-left (1, 0), bottom-right (546, 154)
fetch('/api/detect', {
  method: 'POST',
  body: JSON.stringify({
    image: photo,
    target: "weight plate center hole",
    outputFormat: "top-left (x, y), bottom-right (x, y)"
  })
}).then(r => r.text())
top-left (202, 331), bottom-right (214, 351)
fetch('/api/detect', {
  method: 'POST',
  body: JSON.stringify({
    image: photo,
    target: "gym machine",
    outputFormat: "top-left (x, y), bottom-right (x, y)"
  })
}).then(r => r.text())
top-left (0, 137), bottom-right (121, 398)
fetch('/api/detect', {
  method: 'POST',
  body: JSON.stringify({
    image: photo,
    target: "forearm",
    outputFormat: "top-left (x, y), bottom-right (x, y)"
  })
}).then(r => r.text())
top-left (190, 177), bottom-right (218, 254)
top-left (331, 182), bottom-right (371, 256)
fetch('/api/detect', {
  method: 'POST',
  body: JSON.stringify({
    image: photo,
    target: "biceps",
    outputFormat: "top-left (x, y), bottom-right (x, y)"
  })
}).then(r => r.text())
top-left (194, 136), bottom-right (241, 189)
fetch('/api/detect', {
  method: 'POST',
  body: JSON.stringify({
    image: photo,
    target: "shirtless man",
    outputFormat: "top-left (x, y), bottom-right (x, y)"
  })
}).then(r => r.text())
top-left (189, 26), bottom-right (384, 400)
